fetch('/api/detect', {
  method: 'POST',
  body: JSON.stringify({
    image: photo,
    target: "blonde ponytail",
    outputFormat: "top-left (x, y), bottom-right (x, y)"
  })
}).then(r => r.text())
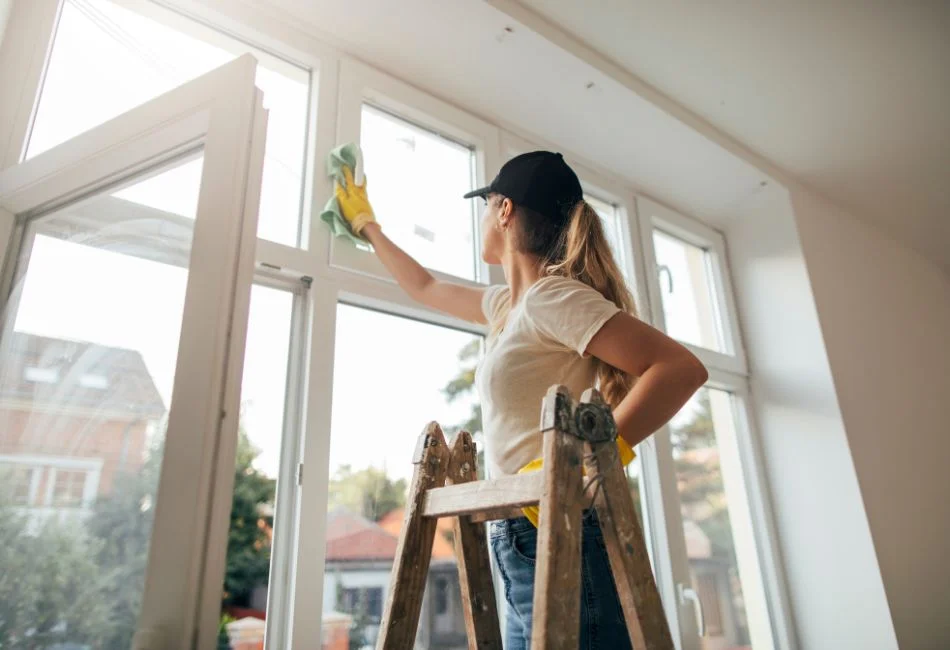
top-left (543, 201), bottom-right (637, 409)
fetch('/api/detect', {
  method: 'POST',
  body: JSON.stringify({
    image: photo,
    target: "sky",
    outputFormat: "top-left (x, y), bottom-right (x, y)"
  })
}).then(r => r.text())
top-left (7, 0), bottom-right (713, 486)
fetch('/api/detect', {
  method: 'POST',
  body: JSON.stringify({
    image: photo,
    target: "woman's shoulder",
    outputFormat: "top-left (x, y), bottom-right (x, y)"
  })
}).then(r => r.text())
top-left (482, 284), bottom-right (511, 322)
top-left (526, 275), bottom-right (604, 302)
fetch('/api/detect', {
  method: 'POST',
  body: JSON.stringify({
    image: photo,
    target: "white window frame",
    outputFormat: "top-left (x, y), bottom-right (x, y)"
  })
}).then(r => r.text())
top-left (637, 195), bottom-right (747, 375)
top-left (635, 194), bottom-right (793, 649)
top-left (0, 54), bottom-right (267, 650)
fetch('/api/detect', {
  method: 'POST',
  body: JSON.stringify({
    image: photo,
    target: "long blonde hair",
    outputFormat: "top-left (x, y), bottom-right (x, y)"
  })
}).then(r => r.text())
top-left (497, 198), bottom-right (637, 408)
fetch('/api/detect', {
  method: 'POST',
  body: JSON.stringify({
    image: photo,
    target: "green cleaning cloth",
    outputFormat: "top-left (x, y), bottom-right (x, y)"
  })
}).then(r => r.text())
top-left (320, 143), bottom-right (367, 246)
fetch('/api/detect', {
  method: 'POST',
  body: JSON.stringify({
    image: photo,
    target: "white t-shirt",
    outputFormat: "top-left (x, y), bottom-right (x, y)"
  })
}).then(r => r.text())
top-left (475, 276), bottom-right (620, 477)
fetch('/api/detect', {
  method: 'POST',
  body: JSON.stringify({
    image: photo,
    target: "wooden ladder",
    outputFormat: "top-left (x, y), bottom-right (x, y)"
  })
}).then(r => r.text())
top-left (376, 385), bottom-right (675, 650)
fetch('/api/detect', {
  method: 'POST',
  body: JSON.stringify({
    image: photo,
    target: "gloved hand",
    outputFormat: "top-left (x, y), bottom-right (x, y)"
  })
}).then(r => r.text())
top-left (334, 163), bottom-right (376, 236)
top-left (517, 436), bottom-right (636, 527)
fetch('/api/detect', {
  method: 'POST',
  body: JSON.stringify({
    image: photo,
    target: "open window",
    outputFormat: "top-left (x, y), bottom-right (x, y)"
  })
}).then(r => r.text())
top-left (0, 56), bottom-right (267, 649)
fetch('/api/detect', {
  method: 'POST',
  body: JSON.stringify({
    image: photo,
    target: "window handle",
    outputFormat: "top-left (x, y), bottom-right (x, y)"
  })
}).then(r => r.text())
top-left (678, 583), bottom-right (706, 637)
top-left (657, 264), bottom-right (674, 293)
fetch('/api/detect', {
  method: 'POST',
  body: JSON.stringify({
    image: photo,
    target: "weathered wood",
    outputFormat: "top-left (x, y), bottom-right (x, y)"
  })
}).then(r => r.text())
top-left (447, 432), bottom-right (502, 650)
top-left (376, 422), bottom-right (450, 650)
top-left (581, 393), bottom-right (675, 649)
top-left (422, 472), bottom-right (543, 518)
top-left (469, 506), bottom-right (526, 524)
top-left (531, 385), bottom-right (585, 649)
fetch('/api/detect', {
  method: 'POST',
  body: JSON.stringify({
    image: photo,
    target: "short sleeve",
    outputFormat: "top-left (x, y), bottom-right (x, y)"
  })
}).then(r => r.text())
top-left (523, 276), bottom-right (621, 356)
top-left (481, 285), bottom-right (510, 327)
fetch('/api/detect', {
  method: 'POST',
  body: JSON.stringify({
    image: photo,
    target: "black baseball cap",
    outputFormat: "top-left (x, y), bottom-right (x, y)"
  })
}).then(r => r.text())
top-left (464, 151), bottom-right (583, 222)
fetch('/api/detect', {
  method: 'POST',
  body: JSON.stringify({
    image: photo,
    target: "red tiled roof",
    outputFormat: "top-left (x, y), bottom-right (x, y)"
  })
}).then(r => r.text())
top-left (325, 509), bottom-right (399, 562)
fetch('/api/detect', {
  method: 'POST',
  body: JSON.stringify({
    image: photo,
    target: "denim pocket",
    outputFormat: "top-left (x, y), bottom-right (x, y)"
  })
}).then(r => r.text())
top-left (508, 527), bottom-right (538, 566)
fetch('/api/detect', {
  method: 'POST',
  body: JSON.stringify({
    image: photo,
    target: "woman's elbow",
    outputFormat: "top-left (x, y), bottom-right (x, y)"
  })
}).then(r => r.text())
top-left (680, 352), bottom-right (708, 391)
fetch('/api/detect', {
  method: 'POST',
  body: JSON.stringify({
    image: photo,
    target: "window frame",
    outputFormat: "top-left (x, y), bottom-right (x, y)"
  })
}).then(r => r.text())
top-left (637, 195), bottom-right (747, 375)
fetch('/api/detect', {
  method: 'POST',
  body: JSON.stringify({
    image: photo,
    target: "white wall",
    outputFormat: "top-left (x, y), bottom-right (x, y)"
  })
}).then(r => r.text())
top-left (724, 185), bottom-right (898, 650)
top-left (793, 190), bottom-right (950, 650)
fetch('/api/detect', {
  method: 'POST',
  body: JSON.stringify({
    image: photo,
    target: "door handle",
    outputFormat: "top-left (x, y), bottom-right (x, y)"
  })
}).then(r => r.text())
top-left (678, 583), bottom-right (706, 637)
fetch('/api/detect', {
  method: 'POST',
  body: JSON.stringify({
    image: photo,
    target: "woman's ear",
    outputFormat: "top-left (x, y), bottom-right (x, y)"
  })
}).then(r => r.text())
top-left (501, 198), bottom-right (514, 223)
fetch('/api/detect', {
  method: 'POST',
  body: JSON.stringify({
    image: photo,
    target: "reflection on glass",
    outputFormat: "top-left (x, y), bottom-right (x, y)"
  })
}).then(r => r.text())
top-left (0, 156), bottom-right (201, 648)
top-left (361, 105), bottom-right (478, 281)
top-left (323, 305), bottom-right (482, 648)
top-left (218, 286), bottom-right (293, 648)
top-left (670, 388), bottom-right (773, 650)
top-left (653, 230), bottom-right (726, 353)
top-left (29, 0), bottom-right (309, 245)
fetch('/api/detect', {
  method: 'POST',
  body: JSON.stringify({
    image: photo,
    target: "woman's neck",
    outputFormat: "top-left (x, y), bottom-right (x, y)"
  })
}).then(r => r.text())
top-left (503, 251), bottom-right (544, 306)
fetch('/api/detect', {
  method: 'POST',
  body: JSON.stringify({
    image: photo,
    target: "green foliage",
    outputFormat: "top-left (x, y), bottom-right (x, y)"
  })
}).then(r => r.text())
top-left (223, 430), bottom-right (276, 607)
top-left (327, 465), bottom-right (407, 521)
top-left (442, 339), bottom-right (483, 439)
top-left (669, 391), bottom-right (732, 557)
top-left (0, 422), bottom-right (276, 647)
top-left (0, 504), bottom-right (112, 647)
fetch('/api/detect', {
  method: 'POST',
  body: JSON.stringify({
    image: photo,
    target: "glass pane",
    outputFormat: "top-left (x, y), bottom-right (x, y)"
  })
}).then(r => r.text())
top-left (323, 305), bottom-right (482, 648)
top-left (653, 230), bottom-right (727, 352)
top-left (360, 105), bottom-right (478, 281)
top-left (0, 155), bottom-right (201, 647)
top-left (670, 387), bottom-right (773, 650)
top-left (218, 285), bottom-right (294, 648)
top-left (28, 0), bottom-right (309, 246)
top-left (586, 194), bottom-right (629, 282)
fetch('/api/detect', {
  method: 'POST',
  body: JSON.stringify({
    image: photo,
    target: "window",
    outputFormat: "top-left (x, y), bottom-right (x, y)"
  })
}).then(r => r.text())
top-left (635, 196), bottom-right (783, 646)
top-left (324, 304), bottom-right (480, 643)
top-left (669, 387), bottom-right (773, 649)
top-left (28, 0), bottom-right (310, 246)
top-left (219, 283), bottom-right (295, 624)
top-left (2, 465), bottom-right (35, 505)
top-left (652, 230), bottom-right (727, 353)
top-left (586, 194), bottom-right (627, 275)
top-left (0, 154), bottom-right (200, 648)
top-left (79, 373), bottom-right (109, 389)
top-left (360, 105), bottom-right (479, 280)
top-left (340, 587), bottom-right (383, 621)
top-left (51, 469), bottom-right (87, 507)
top-left (434, 577), bottom-right (449, 615)
top-left (23, 367), bottom-right (58, 383)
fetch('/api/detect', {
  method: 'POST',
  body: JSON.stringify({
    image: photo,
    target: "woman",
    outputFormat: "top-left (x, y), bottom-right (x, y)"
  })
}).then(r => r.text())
top-left (336, 150), bottom-right (708, 648)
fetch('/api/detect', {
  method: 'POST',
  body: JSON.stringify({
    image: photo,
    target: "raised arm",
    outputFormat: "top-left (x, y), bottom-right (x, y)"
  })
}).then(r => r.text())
top-left (334, 166), bottom-right (486, 324)
top-left (361, 223), bottom-right (486, 324)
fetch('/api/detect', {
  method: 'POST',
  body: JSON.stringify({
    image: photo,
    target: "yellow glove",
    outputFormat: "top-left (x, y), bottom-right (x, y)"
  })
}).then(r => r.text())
top-left (517, 436), bottom-right (635, 527)
top-left (334, 165), bottom-right (376, 236)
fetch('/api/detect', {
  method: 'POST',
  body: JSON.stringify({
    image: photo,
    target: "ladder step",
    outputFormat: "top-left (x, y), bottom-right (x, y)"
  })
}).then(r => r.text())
top-left (422, 472), bottom-right (543, 518)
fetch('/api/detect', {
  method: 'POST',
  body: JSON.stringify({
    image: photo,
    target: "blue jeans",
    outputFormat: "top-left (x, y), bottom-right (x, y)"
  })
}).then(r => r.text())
top-left (490, 509), bottom-right (633, 650)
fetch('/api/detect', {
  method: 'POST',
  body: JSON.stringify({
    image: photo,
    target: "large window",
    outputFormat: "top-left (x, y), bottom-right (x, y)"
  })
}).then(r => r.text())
top-left (359, 105), bottom-right (479, 281)
top-left (323, 304), bottom-right (481, 648)
top-left (27, 0), bottom-right (309, 246)
top-left (638, 195), bottom-right (779, 649)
